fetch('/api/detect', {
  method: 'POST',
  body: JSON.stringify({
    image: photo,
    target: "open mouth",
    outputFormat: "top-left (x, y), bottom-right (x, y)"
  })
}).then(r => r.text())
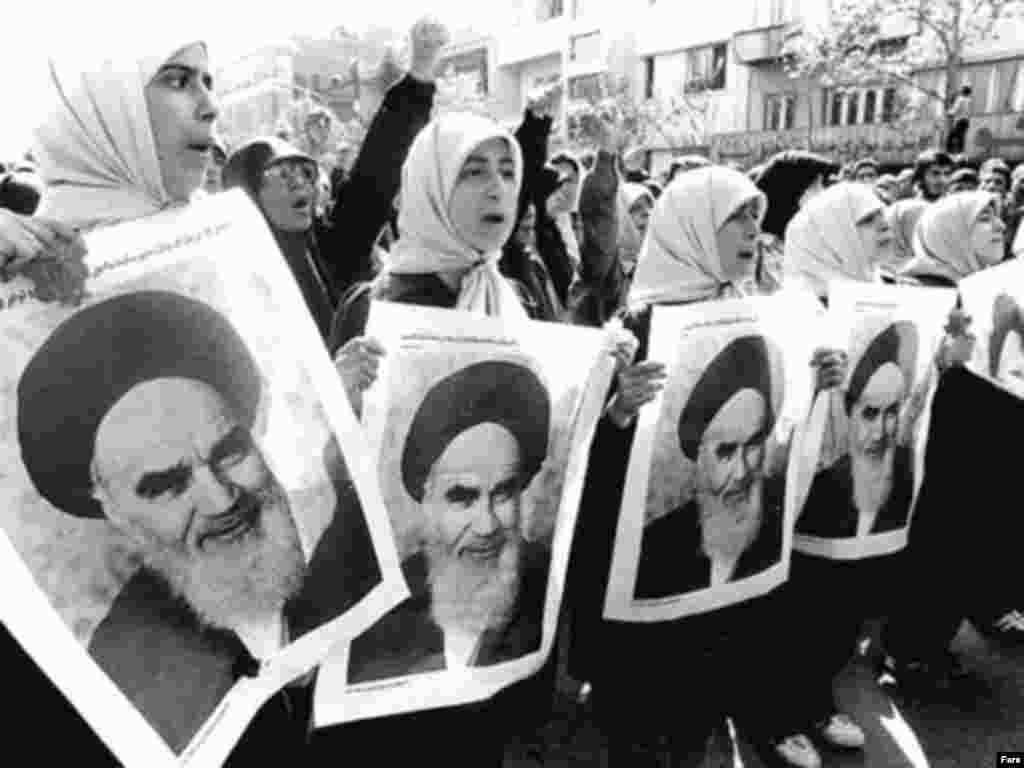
top-left (481, 213), bottom-right (506, 226)
top-left (737, 249), bottom-right (756, 261)
top-left (293, 195), bottom-right (312, 212)
top-left (187, 140), bottom-right (213, 154)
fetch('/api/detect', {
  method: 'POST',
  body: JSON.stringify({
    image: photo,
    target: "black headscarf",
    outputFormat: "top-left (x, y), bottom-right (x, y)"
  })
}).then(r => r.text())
top-left (223, 137), bottom-right (336, 341)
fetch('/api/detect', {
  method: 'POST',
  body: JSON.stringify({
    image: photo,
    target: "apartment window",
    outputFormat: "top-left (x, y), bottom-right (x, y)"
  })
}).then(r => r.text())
top-left (684, 42), bottom-right (727, 92)
top-left (863, 89), bottom-right (877, 123)
top-left (569, 32), bottom-right (601, 64)
top-left (830, 91), bottom-right (843, 126)
top-left (644, 56), bottom-right (655, 99)
top-left (881, 87), bottom-right (897, 122)
top-left (845, 90), bottom-right (860, 124)
top-left (537, 0), bottom-right (564, 21)
top-left (765, 93), bottom-right (796, 131)
top-left (569, 73), bottom-right (603, 102)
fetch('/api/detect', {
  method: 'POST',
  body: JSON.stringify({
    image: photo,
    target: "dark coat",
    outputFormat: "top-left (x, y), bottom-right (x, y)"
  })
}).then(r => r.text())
top-left (348, 542), bottom-right (550, 684)
top-left (795, 444), bottom-right (914, 539)
top-left (633, 487), bottom-right (784, 599)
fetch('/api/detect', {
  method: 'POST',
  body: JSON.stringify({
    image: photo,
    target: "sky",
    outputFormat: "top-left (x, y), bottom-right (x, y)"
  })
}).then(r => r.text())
top-left (0, 0), bottom-right (513, 157)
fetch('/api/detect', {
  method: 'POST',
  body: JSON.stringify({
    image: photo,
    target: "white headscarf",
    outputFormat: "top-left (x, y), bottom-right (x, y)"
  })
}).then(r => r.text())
top-left (617, 182), bottom-right (655, 270)
top-left (782, 182), bottom-right (885, 299)
top-left (627, 166), bottom-right (766, 308)
top-left (33, 37), bottom-right (203, 231)
top-left (885, 198), bottom-right (929, 271)
top-left (900, 191), bottom-right (997, 283)
top-left (387, 112), bottom-right (527, 320)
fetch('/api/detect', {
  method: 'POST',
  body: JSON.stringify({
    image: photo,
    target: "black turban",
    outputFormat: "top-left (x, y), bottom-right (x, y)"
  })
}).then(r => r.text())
top-left (17, 291), bottom-right (262, 519)
top-left (989, 293), bottom-right (1024, 378)
top-left (845, 321), bottom-right (918, 413)
top-left (678, 335), bottom-right (774, 461)
top-left (401, 361), bottom-right (550, 502)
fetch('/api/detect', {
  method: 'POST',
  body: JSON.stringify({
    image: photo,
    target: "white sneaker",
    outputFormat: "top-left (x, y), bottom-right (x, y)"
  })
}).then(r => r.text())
top-left (774, 734), bottom-right (822, 768)
top-left (819, 713), bottom-right (866, 749)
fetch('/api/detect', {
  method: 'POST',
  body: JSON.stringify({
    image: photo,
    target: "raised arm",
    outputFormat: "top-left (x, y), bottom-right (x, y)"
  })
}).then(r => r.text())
top-left (321, 18), bottom-right (449, 294)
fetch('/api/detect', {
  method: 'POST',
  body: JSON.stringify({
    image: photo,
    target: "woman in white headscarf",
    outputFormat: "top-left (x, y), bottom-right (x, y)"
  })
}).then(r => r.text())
top-left (782, 181), bottom-right (895, 303)
top-left (899, 191), bottom-right (1005, 287)
top-left (0, 32), bottom-right (217, 303)
top-left (2, 31), bottom-right (330, 768)
top-left (329, 111), bottom-right (526, 410)
top-left (567, 166), bottom-right (833, 768)
top-left (33, 38), bottom-right (217, 231)
top-left (882, 190), bottom-right (1024, 683)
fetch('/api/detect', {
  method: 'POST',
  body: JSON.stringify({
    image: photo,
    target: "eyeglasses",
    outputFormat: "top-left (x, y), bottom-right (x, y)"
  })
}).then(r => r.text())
top-left (262, 161), bottom-right (317, 188)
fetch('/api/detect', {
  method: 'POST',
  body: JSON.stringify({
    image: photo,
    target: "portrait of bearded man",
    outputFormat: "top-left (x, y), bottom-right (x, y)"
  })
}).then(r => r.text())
top-left (347, 360), bottom-right (552, 683)
top-left (634, 335), bottom-right (785, 600)
top-left (16, 290), bottom-right (379, 753)
top-left (796, 321), bottom-right (918, 539)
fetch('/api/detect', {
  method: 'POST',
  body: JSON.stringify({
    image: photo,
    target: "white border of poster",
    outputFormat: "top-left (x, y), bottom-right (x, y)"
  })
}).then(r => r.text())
top-left (313, 302), bottom-right (614, 725)
top-left (791, 281), bottom-right (955, 561)
top-left (603, 294), bottom-right (820, 622)
top-left (958, 257), bottom-right (1024, 399)
top-left (0, 190), bottom-right (406, 768)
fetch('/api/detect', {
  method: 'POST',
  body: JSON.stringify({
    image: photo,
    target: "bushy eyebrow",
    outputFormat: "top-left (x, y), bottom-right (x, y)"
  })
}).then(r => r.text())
top-left (136, 463), bottom-right (191, 499)
top-left (208, 426), bottom-right (253, 466)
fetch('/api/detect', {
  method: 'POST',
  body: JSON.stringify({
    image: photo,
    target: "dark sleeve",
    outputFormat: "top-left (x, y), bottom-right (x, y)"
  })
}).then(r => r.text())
top-left (536, 214), bottom-right (574, 306)
top-left (513, 109), bottom-right (553, 223)
top-left (321, 75), bottom-right (437, 294)
top-left (567, 150), bottom-right (624, 326)
top-left (577, 149), bottom-right (620, 286)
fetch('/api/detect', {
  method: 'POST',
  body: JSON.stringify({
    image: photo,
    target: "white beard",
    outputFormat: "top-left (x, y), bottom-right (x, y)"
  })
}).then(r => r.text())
top-left (425, 535), bottom-right (522, 638)
top-left (139, 490), bottom-right (306, 633)
top-left (851, 446), bottom-right (895, 531)
top-left (697, 480), bottom-right (764, 565)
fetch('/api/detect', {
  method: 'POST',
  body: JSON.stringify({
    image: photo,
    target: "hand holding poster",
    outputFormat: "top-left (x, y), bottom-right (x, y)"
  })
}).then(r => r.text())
top-left (958, 257), bottom-right (1024, 399)
top-left (0, 190), bottom-right (405, 767)
top-left (603, 294), bottom-right (820, 622)
top-left (791, 283), bottom-right (956, 560)
top-left (313, 301), bottom-right (615, 725)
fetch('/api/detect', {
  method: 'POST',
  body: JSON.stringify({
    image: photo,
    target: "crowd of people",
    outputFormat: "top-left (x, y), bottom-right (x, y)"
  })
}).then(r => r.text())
top-left (1, 16), bottom-right (1022, 768)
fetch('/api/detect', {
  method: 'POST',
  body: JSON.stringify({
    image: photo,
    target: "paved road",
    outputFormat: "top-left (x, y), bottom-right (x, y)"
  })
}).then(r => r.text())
top-left (505, 621), bottom-right (1023, 767)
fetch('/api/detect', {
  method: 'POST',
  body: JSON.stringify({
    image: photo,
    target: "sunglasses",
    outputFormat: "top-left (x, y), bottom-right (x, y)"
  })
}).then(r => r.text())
top-left (262, 160), bottom-right (318, 188)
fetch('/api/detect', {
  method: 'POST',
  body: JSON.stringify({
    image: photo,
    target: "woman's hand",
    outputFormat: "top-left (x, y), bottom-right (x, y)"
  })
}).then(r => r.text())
top-left (408, 16), bottom-right (450, 83)
top-left (810, 347), bottom-right (848, 394)
top-left (607, 360), bottom-right (667, 428)
top-left (937, 307), bottom-right (975, 370)
top-left (1, 211), bottom-right (88, 305)
top-left (334, 337), bottom-right (386, 408)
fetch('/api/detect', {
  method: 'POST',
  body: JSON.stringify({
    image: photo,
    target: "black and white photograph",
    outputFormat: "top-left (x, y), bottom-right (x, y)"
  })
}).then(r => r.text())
top-left (604, 296), bottom-right (819, 621)
top-left (792, 283), bottom-right (955, 560)
top-left (313, 302), bottom-right (613, 725)
top-left (5, 2), bottom-right (1024, 765)
top-left (0, 191), bottom-right (404, 766)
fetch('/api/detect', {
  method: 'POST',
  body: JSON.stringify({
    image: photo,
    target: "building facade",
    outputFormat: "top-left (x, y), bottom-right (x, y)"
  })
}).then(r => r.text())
top-left (490, 0), bottom-right (1024, 171)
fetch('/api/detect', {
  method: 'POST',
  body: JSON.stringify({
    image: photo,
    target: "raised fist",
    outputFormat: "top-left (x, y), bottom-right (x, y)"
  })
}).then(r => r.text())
top-left (409, 17), bottom-right (450, 81)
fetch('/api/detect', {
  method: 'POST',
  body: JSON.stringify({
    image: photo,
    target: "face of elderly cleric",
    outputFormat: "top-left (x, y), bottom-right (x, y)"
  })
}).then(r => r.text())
top-left (695, 389), bottom-right (768, 561)
top-left (90, 377), bottom-right (305, 631)
top-left (420, 422), bottom-right (525, 636)
top-left (848, 362), bottom-right (905, 515)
